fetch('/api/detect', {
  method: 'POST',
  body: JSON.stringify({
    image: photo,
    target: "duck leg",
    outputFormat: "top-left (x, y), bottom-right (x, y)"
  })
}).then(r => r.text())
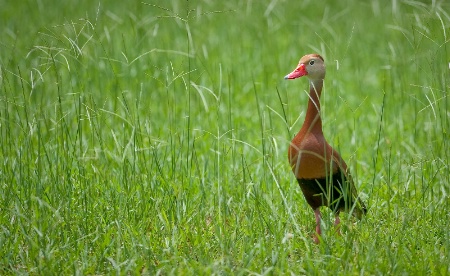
top-left (313, 208), bottom-right (322, 244)
top-left (334, 213), bottom-right (341, 235)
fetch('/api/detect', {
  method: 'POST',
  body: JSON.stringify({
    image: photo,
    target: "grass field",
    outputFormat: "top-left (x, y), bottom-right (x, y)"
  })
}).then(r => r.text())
top-left (1, 0), bottom-right (449, 274)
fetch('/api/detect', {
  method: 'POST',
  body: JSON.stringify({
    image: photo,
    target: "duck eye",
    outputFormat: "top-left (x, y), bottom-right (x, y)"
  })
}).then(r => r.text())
top-left (309, 60), bottom-right (315, 66)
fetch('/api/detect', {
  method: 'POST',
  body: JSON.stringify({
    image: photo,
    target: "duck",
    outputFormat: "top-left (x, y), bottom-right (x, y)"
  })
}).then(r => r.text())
top-left (284, 54), bottom-right (367, 243)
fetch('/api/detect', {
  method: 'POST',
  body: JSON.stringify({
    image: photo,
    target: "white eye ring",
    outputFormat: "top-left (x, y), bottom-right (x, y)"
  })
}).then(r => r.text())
top-left (309, 60), bottom-right (315, 66)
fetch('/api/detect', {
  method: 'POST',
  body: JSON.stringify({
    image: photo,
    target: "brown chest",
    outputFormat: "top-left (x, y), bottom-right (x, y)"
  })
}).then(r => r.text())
top-left (288, 132), bottom-right (338, 179)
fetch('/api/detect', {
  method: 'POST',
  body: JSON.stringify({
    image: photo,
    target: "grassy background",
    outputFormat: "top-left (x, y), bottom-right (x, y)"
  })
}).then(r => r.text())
top-left (1, 0), bottom-right (449, 274)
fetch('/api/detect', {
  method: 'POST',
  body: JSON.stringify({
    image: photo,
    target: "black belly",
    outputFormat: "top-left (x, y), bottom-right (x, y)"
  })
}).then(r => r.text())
top-left (297, 170), bottom-right (355, 213)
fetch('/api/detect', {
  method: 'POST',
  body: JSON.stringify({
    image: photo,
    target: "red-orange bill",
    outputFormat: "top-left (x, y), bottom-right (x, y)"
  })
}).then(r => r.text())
top-left (284, 63), bottom-right (307, 79)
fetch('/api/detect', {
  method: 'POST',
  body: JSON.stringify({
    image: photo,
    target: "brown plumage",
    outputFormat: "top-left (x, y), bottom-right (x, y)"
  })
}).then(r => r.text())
top-left (284, 54), bottom-right (366, 243)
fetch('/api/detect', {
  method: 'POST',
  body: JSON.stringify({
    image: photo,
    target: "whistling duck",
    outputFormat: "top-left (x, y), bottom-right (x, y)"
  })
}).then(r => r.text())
top-left (284, 54), bottom-right (366, 243)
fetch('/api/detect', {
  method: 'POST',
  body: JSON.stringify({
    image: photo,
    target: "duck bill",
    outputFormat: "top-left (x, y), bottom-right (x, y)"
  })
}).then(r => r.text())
top-left (284, 63), bottom-right (307, 79)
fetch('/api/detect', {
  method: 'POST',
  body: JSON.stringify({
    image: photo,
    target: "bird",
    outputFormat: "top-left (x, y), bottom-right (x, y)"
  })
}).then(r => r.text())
top-left (284, 54), bottom-right (367, 243)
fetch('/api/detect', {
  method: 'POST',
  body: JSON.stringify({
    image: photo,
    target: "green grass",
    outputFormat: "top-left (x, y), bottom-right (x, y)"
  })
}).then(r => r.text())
top-left (1, 0), bottom-right (449, 274)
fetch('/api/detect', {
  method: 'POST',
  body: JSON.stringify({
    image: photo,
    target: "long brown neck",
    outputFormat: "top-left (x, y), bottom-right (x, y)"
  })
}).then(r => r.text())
top-left (302, 79), bottom-right (324, 133)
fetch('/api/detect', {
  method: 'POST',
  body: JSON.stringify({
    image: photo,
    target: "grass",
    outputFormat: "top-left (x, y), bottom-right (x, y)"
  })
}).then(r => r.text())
top-left (1, 0), bottom-right (449, 274)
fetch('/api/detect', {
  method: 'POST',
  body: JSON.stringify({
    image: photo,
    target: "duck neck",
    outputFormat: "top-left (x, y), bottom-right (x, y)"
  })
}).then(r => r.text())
top-left (303, 79), bottom-right (324, 133)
